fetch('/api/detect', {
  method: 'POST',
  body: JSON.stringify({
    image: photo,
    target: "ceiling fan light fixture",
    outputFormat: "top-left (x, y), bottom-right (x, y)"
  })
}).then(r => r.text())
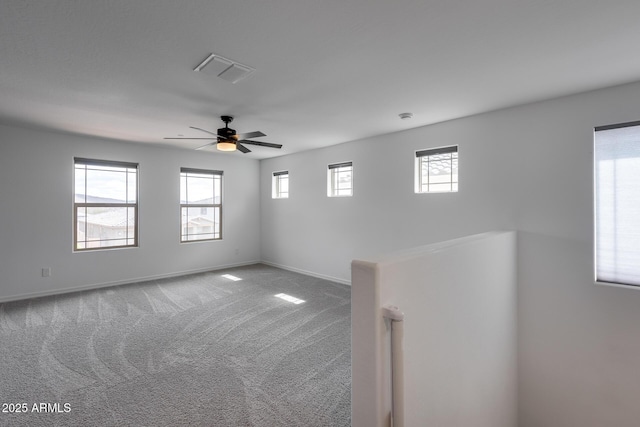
top-left (164, 116), bottom-right (281, 154)
top-left (217, 140), bottom-right (237, 152)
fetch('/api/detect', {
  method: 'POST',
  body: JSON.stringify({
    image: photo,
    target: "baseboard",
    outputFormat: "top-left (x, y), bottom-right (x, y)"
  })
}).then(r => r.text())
top-left (0, 260), bottom-right (261, 304)
top-left (260, 261), bottom-right (351, 286)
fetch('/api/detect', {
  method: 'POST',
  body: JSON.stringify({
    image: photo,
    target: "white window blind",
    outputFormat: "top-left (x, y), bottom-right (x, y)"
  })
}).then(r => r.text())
top-left (594, 121), bottom-right (640, 287)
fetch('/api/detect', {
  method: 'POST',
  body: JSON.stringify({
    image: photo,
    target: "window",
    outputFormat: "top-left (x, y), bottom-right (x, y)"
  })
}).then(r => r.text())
top-left (328, 162), bottom-right (353, 197)
top-left (594, 121), bottom-right (640, 287)
top-left (272, 171), bottom-right (289, 199)
top-left (415, 146), bottom-right (458, 193)
top-left (74, 158), bottom-right (138, 251)
top-left (180, 168), bottom-right (222, 242)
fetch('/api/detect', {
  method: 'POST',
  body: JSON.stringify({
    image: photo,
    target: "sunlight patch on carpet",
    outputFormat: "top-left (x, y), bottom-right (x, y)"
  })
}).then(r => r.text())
top-left (275, 293), bottom-right (305, 304)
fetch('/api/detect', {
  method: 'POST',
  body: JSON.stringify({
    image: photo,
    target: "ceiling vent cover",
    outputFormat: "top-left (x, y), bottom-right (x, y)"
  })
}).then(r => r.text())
top-left (194, 53), bottom-right (255, 84)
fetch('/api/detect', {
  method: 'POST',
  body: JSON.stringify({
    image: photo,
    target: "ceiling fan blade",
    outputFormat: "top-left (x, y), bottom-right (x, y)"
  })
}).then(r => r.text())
top-left (195, 141), bottom-right (217, 150)
top-left (235, 131), bottom-right (266, 139)
top-left (236, 143), bottom-right (251, 153)
top-left (164, 137), bottom-right (217, 140)
top-left (238, 140), bottom-right (282, 149)
top-left (189, 126), bottom-right (220, 138)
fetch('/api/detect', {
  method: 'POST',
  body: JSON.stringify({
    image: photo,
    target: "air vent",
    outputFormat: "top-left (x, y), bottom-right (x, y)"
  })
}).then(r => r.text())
top-left (194, 53), bottom-right (255, 84)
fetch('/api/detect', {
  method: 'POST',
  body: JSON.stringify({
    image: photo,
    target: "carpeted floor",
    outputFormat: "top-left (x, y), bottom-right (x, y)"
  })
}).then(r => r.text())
top-left (0, 264), bottom-right (351, 426)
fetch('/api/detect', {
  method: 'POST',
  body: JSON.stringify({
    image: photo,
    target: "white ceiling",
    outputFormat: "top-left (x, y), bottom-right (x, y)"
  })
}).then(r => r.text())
top-left (1, 0), bottom-right (640, 159)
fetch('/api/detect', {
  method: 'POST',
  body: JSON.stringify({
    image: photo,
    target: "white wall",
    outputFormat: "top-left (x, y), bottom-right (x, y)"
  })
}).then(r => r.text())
top-left (261, 81), bottom-right (640, 426)
top-left (0, 124), bottom-right (260, 302)
top-left (352, 231), bottom-right (517, 427)
top-left (259, 114), bottom-right (517, 282)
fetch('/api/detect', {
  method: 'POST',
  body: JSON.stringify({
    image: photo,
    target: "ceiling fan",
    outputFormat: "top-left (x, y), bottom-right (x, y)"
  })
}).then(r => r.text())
top-left (164, 116), bottom-right (282, 153)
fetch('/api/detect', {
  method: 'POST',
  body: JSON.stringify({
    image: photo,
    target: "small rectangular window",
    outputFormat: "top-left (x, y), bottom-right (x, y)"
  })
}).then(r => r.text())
top-left (328, 161), bottom-right (353, 197)
top-left (74, 158), bottom-right (138, 251)
top-left (272, 171), bottom-right (289, 199)
top-left (594, 121), bottom-right (640, 287)
top-left (415, 146), bottom-right (458, 193)
top-left (180, 168), bottom-right (223, 242)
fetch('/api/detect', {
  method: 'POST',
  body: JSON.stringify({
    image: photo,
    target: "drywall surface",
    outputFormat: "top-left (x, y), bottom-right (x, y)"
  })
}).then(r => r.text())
top-left (352, 231), bottom-right (517, 427)
top-left (0, 124), bottom-right (260, 302)
top-left (261, 80), bottom-right (640, 426)
top-left (260, 114), bottom-right (518, 282)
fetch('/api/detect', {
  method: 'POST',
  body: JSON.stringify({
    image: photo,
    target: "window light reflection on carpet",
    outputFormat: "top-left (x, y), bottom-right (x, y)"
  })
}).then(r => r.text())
top-left (221, 274), bottom-right (242, 281)
top-left (275, 293), bottom-right (305, 304)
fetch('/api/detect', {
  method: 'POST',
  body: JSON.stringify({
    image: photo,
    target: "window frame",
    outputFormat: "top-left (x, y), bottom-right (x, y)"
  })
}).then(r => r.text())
top-left (594, 120), bottom-right (640, 288)
top-left (414, 145), bottom-right (459, 194)
top-left (180, 167), bottom-right (223, 243)
top-left (327, 161), bottom-right (353, 197)
top-left (73, 158), bottom-right (139, 251)
top-left (272, 170), bottom-right (289, 199)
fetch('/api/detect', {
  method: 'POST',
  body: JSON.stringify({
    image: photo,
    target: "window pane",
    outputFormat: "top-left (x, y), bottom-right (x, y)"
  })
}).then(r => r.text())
top-left (180, 169), bottom-right (222, 242)
top-left (181, 206), bottom-right (220, 241)
top-left (280, 176), bottom-right (289, 196)
top-left (181, 173), bottom-right (214, 204)
top-left (180, 174), bottom-right (187, 202)
top-left (273, 173), bottom-right (289, 198)
top-left (213, 175), bottom-right (221, 204)
top-left (595, 125), bottom-right (640, 286)
top-left (416, 147), bottom-right (458, 193)
top-left (85, 167), bottom-right (130, 203)
top-left (329, 164), bottom-right (352, 197)
top-left (76, 206), bottom-right (87, 246)
top-left (127, 169), bottom-right (137, 203)
top-left (337, 170), bottom-right (352, 188)
top-left (76, 206), bottom-right (136, 249)
top-left (188, 176), bottom-right (213, 203)
top-left (74, 159), bottom-right (138, 251)
top-left (75, 165), bottom-right (86, 202)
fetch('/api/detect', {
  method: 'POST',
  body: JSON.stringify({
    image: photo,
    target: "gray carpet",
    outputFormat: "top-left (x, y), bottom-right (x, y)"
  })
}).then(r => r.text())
top-left (0, 264), bottom-right (351, 426)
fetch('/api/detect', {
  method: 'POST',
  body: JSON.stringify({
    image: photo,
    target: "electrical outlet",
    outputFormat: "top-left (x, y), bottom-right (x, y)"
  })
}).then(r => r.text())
top-left (234, 248), bottom-right (240, 256)
top-left (42, 267), bottom-right (51, 277)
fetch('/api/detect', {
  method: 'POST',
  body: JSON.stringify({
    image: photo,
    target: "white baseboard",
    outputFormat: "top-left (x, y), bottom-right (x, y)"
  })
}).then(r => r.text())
top-left (0, 260), bottom-right (261, 304)
top-left (260, 261), bottom-right (351, 286)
